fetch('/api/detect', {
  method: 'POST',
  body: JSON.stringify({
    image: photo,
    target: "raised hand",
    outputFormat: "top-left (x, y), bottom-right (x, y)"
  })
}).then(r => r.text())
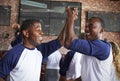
top-left (66, 6), bottom-right (78, 21)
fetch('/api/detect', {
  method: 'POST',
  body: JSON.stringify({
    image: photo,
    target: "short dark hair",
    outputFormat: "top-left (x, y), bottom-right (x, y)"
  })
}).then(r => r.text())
top-left (89, 17), bottom-right (105, 28)
top-left (20, 19), bottom-right (40, 32)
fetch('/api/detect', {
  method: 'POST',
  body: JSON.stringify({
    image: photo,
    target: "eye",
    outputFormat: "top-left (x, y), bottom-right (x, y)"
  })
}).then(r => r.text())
top-left (36, 27), bottom-right (40, 30)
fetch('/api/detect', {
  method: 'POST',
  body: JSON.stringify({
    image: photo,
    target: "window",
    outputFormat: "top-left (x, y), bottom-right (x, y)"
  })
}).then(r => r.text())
top-left (19, 0), bottom-right (81, 36)
top-left (0, 5), bottom-right (11, 26)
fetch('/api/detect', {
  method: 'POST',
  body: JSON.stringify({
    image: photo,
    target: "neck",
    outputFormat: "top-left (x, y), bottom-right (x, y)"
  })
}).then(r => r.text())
top-left (98, 33), bottom-right (103, 40)
top-left (23, 41), bottom-right (35, 49)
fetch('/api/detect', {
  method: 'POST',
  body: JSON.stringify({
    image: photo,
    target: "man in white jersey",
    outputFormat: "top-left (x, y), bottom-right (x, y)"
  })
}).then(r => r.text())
top-left (59, 7), bottom-right (113, 81)
top-left (0, 19), bottom-right (62, 81)
top-left (59, 51), bottom-right (82, 81)
top-left (45, 50), bottom-right (62, 81)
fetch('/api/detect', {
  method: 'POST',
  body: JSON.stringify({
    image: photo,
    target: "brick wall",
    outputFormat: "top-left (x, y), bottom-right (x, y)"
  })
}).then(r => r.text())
top-left (0, 0), bottom-right (120, 50)
top-left (0, 0), bottom-right (20, 50)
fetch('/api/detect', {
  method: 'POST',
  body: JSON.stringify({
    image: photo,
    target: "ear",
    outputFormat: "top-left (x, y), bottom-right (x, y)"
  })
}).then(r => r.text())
top-left (100, 28), bottom-right (104, 33)
top-left (22, 30), bottom-right (29, 38)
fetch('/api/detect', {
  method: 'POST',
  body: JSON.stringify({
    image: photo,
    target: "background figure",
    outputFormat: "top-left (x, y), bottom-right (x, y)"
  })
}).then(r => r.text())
top-left (114, 54), bottom-right (120, 80)
top-left (110, 42), bottom-right (120, 81)
top-left (59, 51), bottom-right (82, 81)
top-left (45, 50), bottom-right (62, 81)
top-left (66, 52), bottom-right (81, 81)
top-left (40, 60), bottom-right (47, 81)
top-left (11, 23), bottom-right (22, 47)
top-left (8, 23), bottom-right (22, 50)
top-left (110, 42), bottom-right (120, 61)
top-left (11, 23), bottom-right (20, 36)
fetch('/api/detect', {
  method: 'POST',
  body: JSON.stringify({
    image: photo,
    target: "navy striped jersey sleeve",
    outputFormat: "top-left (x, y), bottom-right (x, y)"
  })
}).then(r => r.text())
top-left (0, 44), bottom-right (24, 79)
top-left (37, 39), bottom-right (61, 59)
top-left (68, 39), bottom-right (110, 60)
top-left (11, 33), bottom-right (22, 47)
top-left (59, 51), bottom-right (75, 76)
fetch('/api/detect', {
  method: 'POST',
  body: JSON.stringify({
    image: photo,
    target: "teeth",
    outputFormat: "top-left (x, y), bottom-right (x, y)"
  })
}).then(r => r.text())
top-left (86, 33), bottom-right (90, 35)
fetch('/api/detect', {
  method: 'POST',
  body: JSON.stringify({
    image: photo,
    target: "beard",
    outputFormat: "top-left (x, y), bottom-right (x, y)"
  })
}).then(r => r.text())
top-left (29, 39), bottom-right (40, 47)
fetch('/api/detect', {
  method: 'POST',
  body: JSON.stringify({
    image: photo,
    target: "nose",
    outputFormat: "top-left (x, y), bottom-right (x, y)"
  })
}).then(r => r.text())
top-left (39, 30), bottom-right (44, 36)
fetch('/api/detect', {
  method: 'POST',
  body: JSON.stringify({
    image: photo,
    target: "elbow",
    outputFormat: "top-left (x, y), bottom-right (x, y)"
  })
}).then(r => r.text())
top-left (58, 39), bottom-right (64, 46)
top-left (64, 40), bottom-right (70, 48)
top-left (64, 38), bottom-right (73, 48)
top-left (64, 37), bottom-right (77, 48)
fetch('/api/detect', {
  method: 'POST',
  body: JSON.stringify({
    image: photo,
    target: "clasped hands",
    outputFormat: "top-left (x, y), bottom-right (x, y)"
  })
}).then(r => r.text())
top-left (66, 6), bottom-right (78, 21)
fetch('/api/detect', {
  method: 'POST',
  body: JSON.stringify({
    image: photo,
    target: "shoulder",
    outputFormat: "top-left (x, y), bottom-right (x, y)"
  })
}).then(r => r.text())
top-left (9, 44), bottom-right (25, 54)
top-left (90, 40), bottom-right (110, 49)
top-left (37, 39), bottom-right (61, 50)
top-left (92, 40), bottom-right (111, 60)
top-left (0, 44), bottom-right (25, 76)
top-left (3, 44), bottom-right (25, 61)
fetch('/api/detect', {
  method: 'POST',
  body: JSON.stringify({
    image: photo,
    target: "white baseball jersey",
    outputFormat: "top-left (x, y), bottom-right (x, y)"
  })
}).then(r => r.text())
top-left (66, 52), bottom-right (82, 80)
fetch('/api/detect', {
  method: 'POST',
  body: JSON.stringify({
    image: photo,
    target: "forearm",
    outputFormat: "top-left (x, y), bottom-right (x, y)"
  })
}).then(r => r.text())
top-left (64, 7), bottom-right (78, 48)
top-left (57, 19), bottom-right (67, 46)
top-left (64, 17), bottom-right (76, 48)
top-left (37, 39), bottom-right (61, 58)
top-left (59, 75), bottom-right (66, 81)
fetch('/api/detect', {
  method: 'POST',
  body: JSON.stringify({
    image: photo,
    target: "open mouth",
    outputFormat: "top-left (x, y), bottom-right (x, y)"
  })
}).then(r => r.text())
top-left (86, 33), bottom-right (90, 35)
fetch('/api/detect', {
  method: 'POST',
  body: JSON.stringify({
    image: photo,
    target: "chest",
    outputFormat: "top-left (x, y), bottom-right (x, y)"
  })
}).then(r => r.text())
top-left (12, 49), bottom-right (42, 73)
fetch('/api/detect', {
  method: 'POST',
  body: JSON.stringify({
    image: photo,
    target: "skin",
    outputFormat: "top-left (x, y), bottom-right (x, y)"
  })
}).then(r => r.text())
top-left (59, 7), bottom-right (79, 81)
top-left (23, 21), bottom-right (63, 48)
top-left (59, 75), bottom-right (67, 81)
top-left (64, 7), bottom-right (78, 48)
top-left (59, 7), bottom-right (104, 81)
top-left (0, 18), bottom-right (65, 80)
top-left (22, 22), bottom-right (44, 49)
top-left (64, 7), bottom-right (104, 48)
top-left (0, 78), bottom-right (4, 81)
top-left (85, 18), bottom-right (104, 40)
top-left (0, 22), bottom-right (44, 81)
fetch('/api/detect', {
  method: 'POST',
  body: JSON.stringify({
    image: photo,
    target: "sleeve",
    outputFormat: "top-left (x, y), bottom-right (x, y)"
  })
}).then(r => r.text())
top-left (68, 39), bottom-right (110, 60)
top-left (66, 52), bottom-right (82, 79)
top-left (37, 39), bottom-right (61, 59)
top-left (11, 33), bottom-right (22, 47)
top-left (0, 52), bottom-right (15, 79)
top-left (0, 45), bottom-right (23, 79)
top-left (59, 51), bottom-right (75, 76)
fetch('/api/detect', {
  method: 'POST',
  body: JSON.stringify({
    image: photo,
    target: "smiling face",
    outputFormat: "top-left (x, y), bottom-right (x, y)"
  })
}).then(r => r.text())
top-left (27, 22), bottom-right (43, 47)
top-left (85, 17), bottom-right (104, 40)
top-left (21, 19), bottom-right (44, 48)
